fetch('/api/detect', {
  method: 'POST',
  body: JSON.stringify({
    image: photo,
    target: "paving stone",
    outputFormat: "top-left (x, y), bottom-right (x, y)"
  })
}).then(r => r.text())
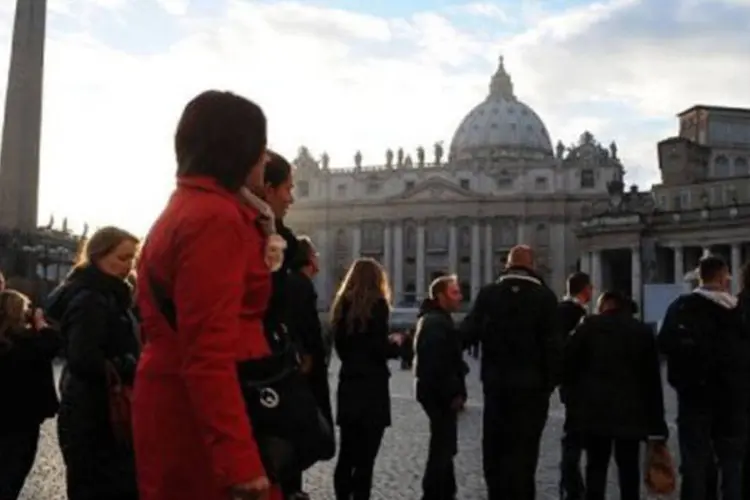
top-left (22, 358), bottom-right (680, 499)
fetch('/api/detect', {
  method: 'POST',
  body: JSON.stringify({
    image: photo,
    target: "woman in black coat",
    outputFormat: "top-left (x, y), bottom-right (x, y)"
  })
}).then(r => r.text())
top-left (45, 227), bottom-right (141, 500)
top-left (0, 289), bottom-right (61, 499)
top-left (330, 258), bottom-right (404, 500)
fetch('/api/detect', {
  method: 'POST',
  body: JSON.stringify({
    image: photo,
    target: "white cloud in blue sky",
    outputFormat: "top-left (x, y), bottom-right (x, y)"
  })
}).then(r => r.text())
top-left (0, 0), bottom-right (749, 234)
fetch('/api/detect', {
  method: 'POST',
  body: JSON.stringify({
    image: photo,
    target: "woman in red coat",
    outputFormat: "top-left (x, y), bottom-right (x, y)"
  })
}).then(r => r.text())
top-left (132, 90), bottom-right (282, 500)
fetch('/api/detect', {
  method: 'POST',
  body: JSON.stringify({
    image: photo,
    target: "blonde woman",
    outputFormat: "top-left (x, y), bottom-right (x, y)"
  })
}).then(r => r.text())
top-left (0, 289), bottom-right (60, 499)
top-left (45, 226), bottom-right (140, 500)
top-left (330, 258), bottom-right (404, 500)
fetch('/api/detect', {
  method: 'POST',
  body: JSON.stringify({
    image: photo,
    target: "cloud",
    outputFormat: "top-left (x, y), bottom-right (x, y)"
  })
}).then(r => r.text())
top-left (156, 0), bottom-right (189, 16)
top-left (0, 0), bottom-right (748, 234)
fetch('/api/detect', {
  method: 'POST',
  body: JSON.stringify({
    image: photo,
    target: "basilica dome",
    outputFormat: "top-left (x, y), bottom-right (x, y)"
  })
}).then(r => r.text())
top-left (449, 57), bottom-right (553, 161)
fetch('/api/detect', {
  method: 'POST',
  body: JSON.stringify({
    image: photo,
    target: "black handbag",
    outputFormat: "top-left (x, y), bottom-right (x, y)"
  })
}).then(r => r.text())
top-left (146, 269), bottom-right (335, 483)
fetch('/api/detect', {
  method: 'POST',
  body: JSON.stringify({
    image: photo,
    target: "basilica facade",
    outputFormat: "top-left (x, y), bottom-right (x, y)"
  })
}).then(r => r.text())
top-left (285, 58), bottom-right (622, 308)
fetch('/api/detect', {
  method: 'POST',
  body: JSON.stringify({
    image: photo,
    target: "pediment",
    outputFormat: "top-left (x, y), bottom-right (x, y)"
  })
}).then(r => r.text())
top-left (391, 177), bottom-right (477, 202)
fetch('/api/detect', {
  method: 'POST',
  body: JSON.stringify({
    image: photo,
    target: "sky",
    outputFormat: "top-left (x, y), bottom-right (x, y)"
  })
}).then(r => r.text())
top-left (0, 0), bottom-right (749, 236)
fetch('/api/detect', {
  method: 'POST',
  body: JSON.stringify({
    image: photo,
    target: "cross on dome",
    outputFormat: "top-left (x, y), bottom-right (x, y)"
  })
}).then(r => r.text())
top-left (489, 54), bottom-right (515, 101)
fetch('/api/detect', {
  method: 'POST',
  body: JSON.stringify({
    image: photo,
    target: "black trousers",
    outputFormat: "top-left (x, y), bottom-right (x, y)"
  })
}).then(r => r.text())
top-left (483, 389), bottom-right (549, 500)
top-left (0, 425), bottom-right (40, 500)
top-left (421, 402), bottom-right (458, 500)
top-left (334, 423), bottom-right (385, 500)
top-left (583, 435), bottom-right (640, 500)
top-left (559, 429), bottom-right (584, 500)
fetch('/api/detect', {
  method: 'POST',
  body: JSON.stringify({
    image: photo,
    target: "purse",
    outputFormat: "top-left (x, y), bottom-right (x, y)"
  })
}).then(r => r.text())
top-left (643, 441), bottom-right (677, 496)
top-left (105, 360), bottom-right (133, 446)
top-left (147, 268), bottom-right (335, 483)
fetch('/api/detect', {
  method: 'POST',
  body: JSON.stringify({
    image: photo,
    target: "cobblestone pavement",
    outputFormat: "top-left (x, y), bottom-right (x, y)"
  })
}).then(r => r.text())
top-left (22, 358), bottom-right (679, 499)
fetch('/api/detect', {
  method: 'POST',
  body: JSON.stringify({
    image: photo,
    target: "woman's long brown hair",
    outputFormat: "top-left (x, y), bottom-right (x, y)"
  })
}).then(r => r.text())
top-left (0, 290), bottom-right (29, 351)
top-left (330, 258), bottom-right (392, 332)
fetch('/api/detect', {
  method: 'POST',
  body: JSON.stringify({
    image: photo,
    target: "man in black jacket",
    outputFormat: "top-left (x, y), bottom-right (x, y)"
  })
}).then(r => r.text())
top-left (558, 272), bottom-right (592, 500)
top-left (461, 245), bottom-right (562, 500)
top-left (414, 274), bottom-right (465, 500)
top-left (658, 255), bottom-right (750, 500)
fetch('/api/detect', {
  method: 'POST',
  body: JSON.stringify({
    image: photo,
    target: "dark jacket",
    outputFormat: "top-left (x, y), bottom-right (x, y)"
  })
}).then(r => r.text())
top-left (563, 309), bottom-right (668, 440)
top-left (414, 299), bottom-right (466, 407)
top-left (264, 220), bottom-right (299, 349)
top-left (558, 298), bottom-right (587, 339)
top-left (333, 297), bottom-right (400, 427)
top-left (285, 269), bottom-right (333, 426)
top-left (461, 266), bottom-right (562, 392)
top-left (44, 264), bottom-right (141, 500)
top-left (0, 326), bottom-right (61, 429)
top-left (658, 288), bottom-right (750, 414)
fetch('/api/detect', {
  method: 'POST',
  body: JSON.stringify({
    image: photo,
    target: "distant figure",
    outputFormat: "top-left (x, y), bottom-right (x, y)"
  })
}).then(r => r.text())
top-left (461, 245), bottom-right (562, 500)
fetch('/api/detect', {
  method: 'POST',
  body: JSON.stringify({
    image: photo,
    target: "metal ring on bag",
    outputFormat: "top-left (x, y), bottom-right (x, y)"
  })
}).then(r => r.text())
top-left (259, 387), bottom-right (280, 408)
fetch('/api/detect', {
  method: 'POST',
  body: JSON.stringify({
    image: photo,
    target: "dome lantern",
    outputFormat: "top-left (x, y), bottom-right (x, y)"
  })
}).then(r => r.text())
top-left (489, 56), bottom-right (515, 101)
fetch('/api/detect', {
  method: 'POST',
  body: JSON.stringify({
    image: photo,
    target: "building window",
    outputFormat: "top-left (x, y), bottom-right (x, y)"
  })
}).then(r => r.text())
top-left (296, 181), bottom-right (309, 197)
top-left (459, 179), bottom-right (470, 190)
top-left (336, 184), bottom-right (347, 197)
top-left (405, 180), bottom-right (415, 191)
top-left (535, 176), bottom-right (548, 190)
top-left (679, 190), bottom-right (691, 209)
top-left (366, 182), bottom-right (381, 194)
top-left (735, 157), bottom-right (749, 176)
top-left (714, 155), bottom-right (730, 178)
top-left (580, 169), bottom-right (595, 188)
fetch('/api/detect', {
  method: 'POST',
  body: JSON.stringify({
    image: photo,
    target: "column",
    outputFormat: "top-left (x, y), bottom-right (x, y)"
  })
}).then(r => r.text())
top-left (591, 250), bottom-right (602, 295)
top-left (471, 222), bottom-right (481, 298)
top-left (631, 245), bottom-right (642, 315)
top-left (484, 220), bottom-right (493, 283)
top-left (416, 222), bottom-right (426, 300)
top-left (516, 219), bottom-right (526, 245)
top-left (580, 252), bottom-right (591, 275)
top-left (448, 221), bottom-right (458, 273)
top-left (731, 243), bottom-right (742, 294)
top-left (393, 222), bottom-right (404, 305)
top-left (351, 224), bottom-right (361, 262)
top-left (383, 223), bottom-right (392, 277)
top-left (673, 245), bottom-right (684, 284)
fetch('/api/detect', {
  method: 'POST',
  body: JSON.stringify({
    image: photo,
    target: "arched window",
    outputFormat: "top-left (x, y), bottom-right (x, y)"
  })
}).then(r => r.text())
top-left (714, 155), bottom-right (730, 178)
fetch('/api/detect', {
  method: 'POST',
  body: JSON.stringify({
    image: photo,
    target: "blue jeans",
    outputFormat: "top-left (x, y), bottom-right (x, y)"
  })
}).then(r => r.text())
top-left (677, 401), bottom-right (747, 500)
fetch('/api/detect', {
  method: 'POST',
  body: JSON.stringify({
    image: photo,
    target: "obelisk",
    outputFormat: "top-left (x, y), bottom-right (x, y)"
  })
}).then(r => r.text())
top-left (0, 0), bottom-right (47, 231)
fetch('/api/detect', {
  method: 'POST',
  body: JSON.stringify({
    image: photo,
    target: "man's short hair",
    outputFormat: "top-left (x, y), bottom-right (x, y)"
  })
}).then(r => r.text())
top-left (698, 255), bottom-right (728, 283)
top-left (429, 274), bottom-right (457, 300)
top-left (567, 272), bottom-right (591, 296)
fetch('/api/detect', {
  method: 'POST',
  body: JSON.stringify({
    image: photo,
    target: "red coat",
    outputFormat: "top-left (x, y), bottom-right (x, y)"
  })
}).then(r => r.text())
top-left (132, 177), bottom-right (283, 500)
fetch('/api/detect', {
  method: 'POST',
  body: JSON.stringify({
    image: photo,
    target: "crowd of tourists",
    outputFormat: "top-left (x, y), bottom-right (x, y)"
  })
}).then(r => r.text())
top-left (0, 89), bottom-right (749, 500)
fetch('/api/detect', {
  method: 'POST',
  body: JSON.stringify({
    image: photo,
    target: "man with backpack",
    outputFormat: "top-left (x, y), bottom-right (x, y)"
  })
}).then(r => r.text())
top-left (461, 245), bottom-right (562, 500)
top-left (658, 255), bottom-right (750, 500)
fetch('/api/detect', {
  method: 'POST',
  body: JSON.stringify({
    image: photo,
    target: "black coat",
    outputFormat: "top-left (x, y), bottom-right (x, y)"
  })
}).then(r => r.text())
top-left (658, 289), bottom-right (750, 415)
top-left (44, 264), bottom-right (141, 500)
top-left (0, 327), bottom-right (61, 430)
top-left (285, 270), bottom-right (333, 426)
top-left (333, 297), bottom-right (399, 428)
top-left (558, 299), bottom-right (587, 339)
top-left (563, 310), bottom-right (668, 440)
top-left (461, 266), bottom-right (562, 392)
top-left (414, 299), bottom-right (466, 407)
